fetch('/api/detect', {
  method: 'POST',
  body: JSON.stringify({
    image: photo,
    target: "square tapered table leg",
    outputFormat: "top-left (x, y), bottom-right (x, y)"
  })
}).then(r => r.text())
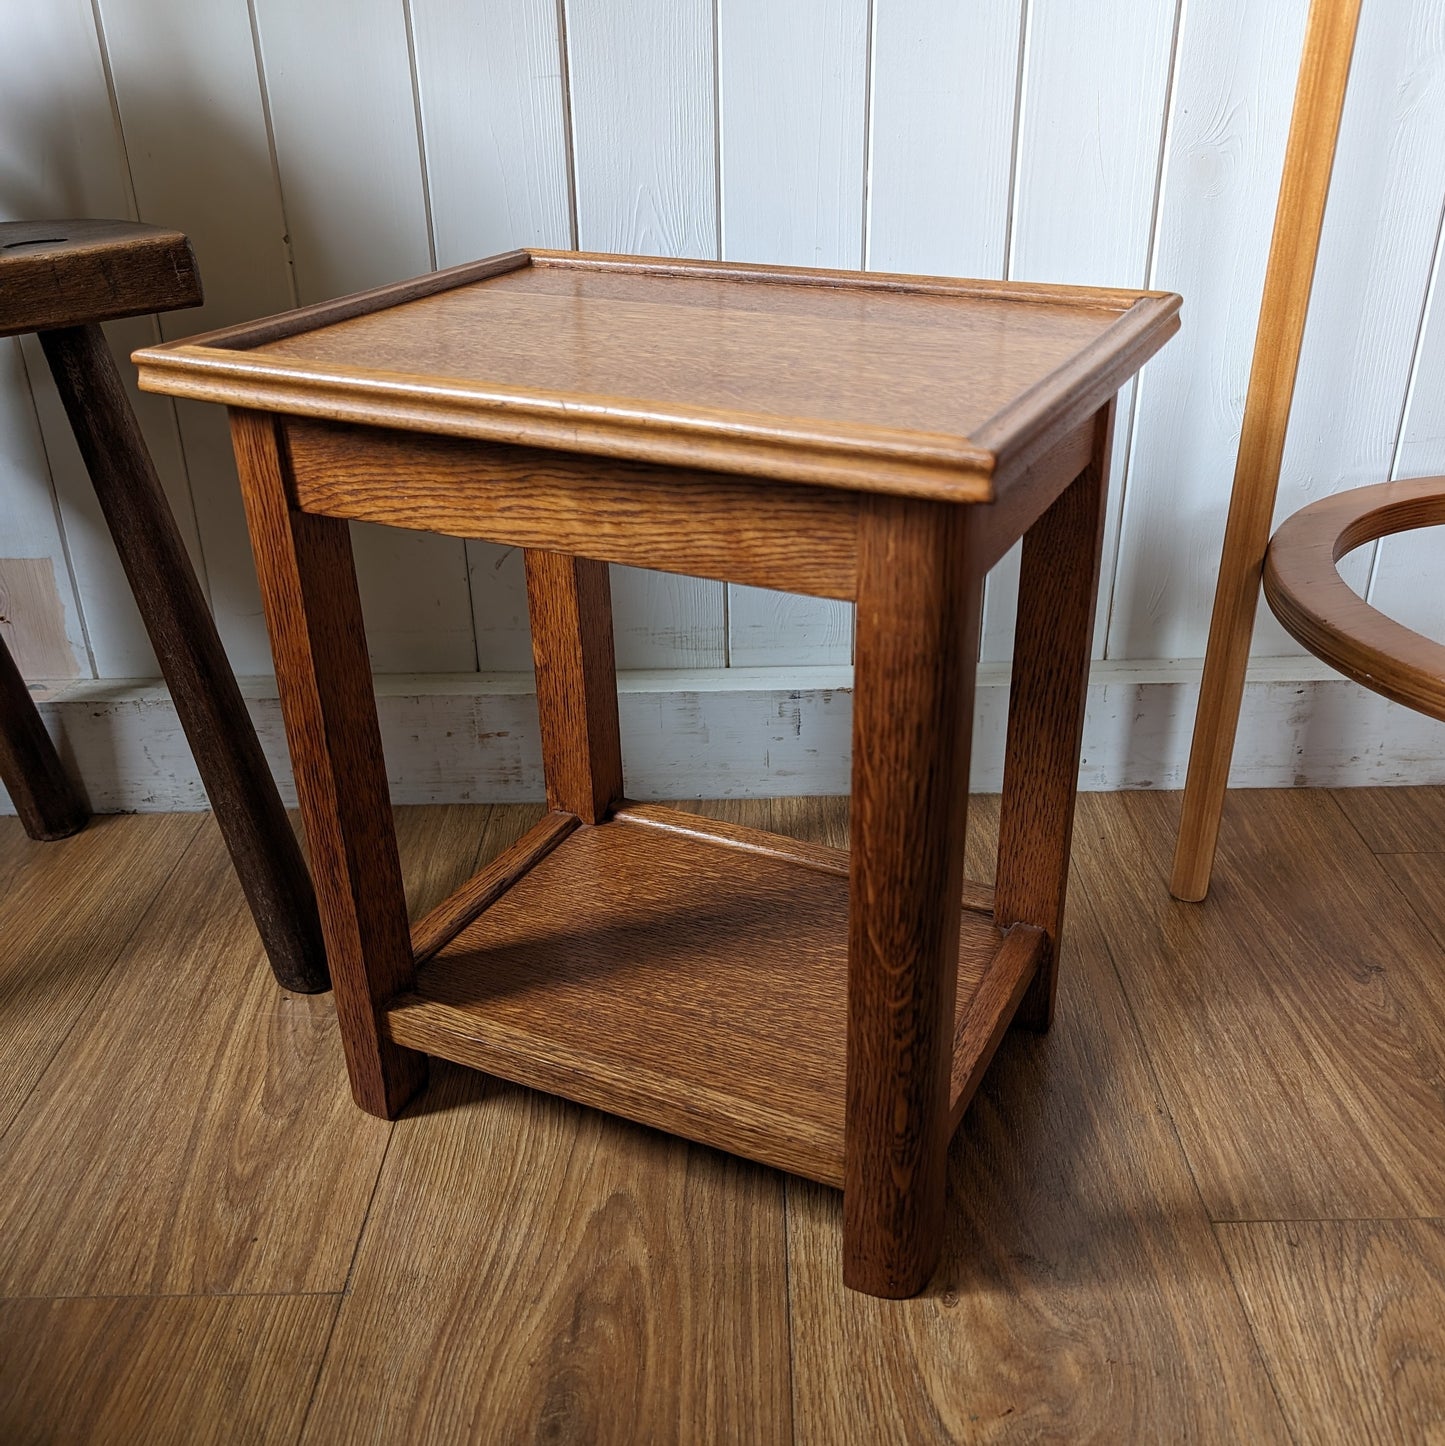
top-left (996, 400), bottom-right (1115, 1030)
top-left (844, 495), bottom-right (983, 1297)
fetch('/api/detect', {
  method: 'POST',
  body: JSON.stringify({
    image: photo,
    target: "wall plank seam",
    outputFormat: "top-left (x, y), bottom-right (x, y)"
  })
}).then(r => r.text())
top-left (1100, 0), bottom-right (1189, 660)
top-left (1365, 191), bottom-right (1445, 602)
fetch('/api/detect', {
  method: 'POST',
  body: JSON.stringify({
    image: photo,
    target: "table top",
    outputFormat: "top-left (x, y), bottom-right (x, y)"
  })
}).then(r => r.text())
top-left (134, 250), bottom-right (1179, 501)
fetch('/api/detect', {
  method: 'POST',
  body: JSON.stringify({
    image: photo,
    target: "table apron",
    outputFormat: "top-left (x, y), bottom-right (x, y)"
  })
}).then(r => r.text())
top-left (276, 410), bottom-right (1100, 603)
top-left (282, 417), bottom-right (861, 601)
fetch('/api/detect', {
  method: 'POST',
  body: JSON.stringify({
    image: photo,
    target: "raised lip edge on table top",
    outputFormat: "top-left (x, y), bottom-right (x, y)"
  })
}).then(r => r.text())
top-left (132, 248), bottom-right (1181, 504)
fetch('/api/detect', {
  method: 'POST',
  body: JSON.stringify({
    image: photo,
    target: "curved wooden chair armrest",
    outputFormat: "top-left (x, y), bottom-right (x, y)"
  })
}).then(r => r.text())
top-left (1263, 475), bottom-right (1445, 722)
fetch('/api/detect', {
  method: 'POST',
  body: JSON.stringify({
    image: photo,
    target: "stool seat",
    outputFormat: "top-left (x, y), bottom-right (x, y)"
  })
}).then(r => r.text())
top-left (0, 219), bottom-right (201, 338)
top-left (1264, 474), bottom-right (1445, 722)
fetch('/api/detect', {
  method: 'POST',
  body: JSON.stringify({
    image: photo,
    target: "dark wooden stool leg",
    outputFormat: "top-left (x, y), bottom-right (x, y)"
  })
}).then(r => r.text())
top-left (844, 495), bottom-right (982, 1298)
top-left (230, 409), bottom-right (425, 1117)
top-left (0, 635), bottom-right (88, 840)
top-left (523, 550), bottom-right (623, 823)
top-left (995, 399), bottom-right (1115, 1031)
top-left (37, 324), bottom-right (326, 993)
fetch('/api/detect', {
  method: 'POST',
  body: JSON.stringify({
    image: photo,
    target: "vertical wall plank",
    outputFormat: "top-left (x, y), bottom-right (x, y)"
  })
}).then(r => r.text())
top-left (1365, 189), bottom-right (1445, 642)
top-left (0, 0), bottom-right (202, 678)
top-left (410, 0), bottom-right (574, 671)
top-left (1108, 0), bottom-right (1312, 661)
top-left (94, 0), bottom-right (296, 676)
top-left (1252, 0), bottom-right (1445, 656)
top-left (249, 0), bottom-right (432, 299)
top-left (1115, 0), bottom-right (1445, 663)
top-left (565, 0), bottom-right (715, 257)
top-left (718, 0), bottom-right (868, 666)
top-left (867, 0), bottom-right (1022, 673)
top-left (978, 0), bottom-right (1180, 663)
top-left (0, 343), bottom-right (89, 678)
top-left (0, 0), bottom-right (93, 675)
top-left (564, 0), bottom-right (725, 668)
top-left (411, 0), bottom-right (574, 264)
top-left (866, 0), bottom-right (1023, 280)
top-left (1392, 223), bottom-right (1445, 486)
top-left (1308, 4), bottom-right (1445, 657)
top-left (250, 0), bottom-right (477, 672)
top-left (718, 0), bottom-right (867, 267)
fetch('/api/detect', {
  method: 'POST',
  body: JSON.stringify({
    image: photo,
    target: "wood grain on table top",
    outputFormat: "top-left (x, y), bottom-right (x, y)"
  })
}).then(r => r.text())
top-left (134, 251), bottom-right (1179, 501)
top-left (255, 266), bottom-right (1117, 436)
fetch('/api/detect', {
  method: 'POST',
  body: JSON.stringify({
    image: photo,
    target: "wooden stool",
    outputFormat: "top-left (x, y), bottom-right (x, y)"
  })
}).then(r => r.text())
top-left (0, 219), bottom-right (327, 994)
top-left (1264, 475), bottom-right (1445, 720)
top-left (135, 250), bottom-right (1179, 1297)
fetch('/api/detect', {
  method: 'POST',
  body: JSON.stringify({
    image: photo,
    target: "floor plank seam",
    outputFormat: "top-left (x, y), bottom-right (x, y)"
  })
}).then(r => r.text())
top-left (0, 1290), bottom-right (347, 1303)
top-left (782, 1178), bottom-right (799, 1446)
top-left (1073, 865), bottom-right (1303, 1442)
top-left (292, 1122), bottom-right (398, 1442)
top-left (0, 814), bottom-right (207, 1149)
top-left (1210, 1216), bottom-right (1445, 1226)
top-left (1216, 1236), bottom-right (1302, 1446)
top-left (1071, 867), bottom-right (1217, 1221)
top-left (1375, 863), bottom-right (1445, 955)
top-left (1324, 788), bottom-right (1385, 853)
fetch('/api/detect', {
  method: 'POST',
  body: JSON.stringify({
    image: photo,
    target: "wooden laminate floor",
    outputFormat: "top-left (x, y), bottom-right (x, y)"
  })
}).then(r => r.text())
top-left (1, 790), bottom-right (1443, 1443)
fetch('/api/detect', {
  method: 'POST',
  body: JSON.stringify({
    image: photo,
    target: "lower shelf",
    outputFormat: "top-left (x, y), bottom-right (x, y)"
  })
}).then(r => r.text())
top-left (384, 810), bottom-right (1038, 1185)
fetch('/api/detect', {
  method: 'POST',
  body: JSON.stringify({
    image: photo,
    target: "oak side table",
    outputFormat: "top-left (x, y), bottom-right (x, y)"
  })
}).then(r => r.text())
top-left (134, 251), bottom-right (1179, 1298)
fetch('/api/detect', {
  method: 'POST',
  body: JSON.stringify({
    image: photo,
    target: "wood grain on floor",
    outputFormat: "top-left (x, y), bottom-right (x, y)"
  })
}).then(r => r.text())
top-left (1070, 788), bottom-right (1445, 1222)
top-left (1332, 784), bottom-right (1445, 853)
top-left (302, 1064), bottom-right (790, 1446)
top-left (0, 1294), bottom-right (338, 1446)
top-left (1379, 850), bottom-right (1445, 954)
top-left (1218, 1220), bottom-right (1445, 1445)
top-left (1, 789), bottom-right (1442, 1442)
top-left (785, 802), bottom-right (1285, 1442)
top-left (303, 792), bottom-right (790, 1445)
top-left (0, 807), bottom-right (484, 1299)
top-left (0, 813), bottom-right (201, 1133)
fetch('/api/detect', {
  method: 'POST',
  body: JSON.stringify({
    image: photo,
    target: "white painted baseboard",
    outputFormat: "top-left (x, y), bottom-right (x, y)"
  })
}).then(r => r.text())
top-left (5, 660), bottom-right (1444, 815)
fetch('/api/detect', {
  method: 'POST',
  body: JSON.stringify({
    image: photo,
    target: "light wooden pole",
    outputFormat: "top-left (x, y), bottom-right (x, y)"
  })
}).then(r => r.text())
top-left (1170, 0), bottom-right (1363, 901)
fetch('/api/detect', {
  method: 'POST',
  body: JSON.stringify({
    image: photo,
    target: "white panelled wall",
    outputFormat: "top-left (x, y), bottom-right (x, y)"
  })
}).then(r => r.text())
top-left (2, 0), bottom-right (1444, 809)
